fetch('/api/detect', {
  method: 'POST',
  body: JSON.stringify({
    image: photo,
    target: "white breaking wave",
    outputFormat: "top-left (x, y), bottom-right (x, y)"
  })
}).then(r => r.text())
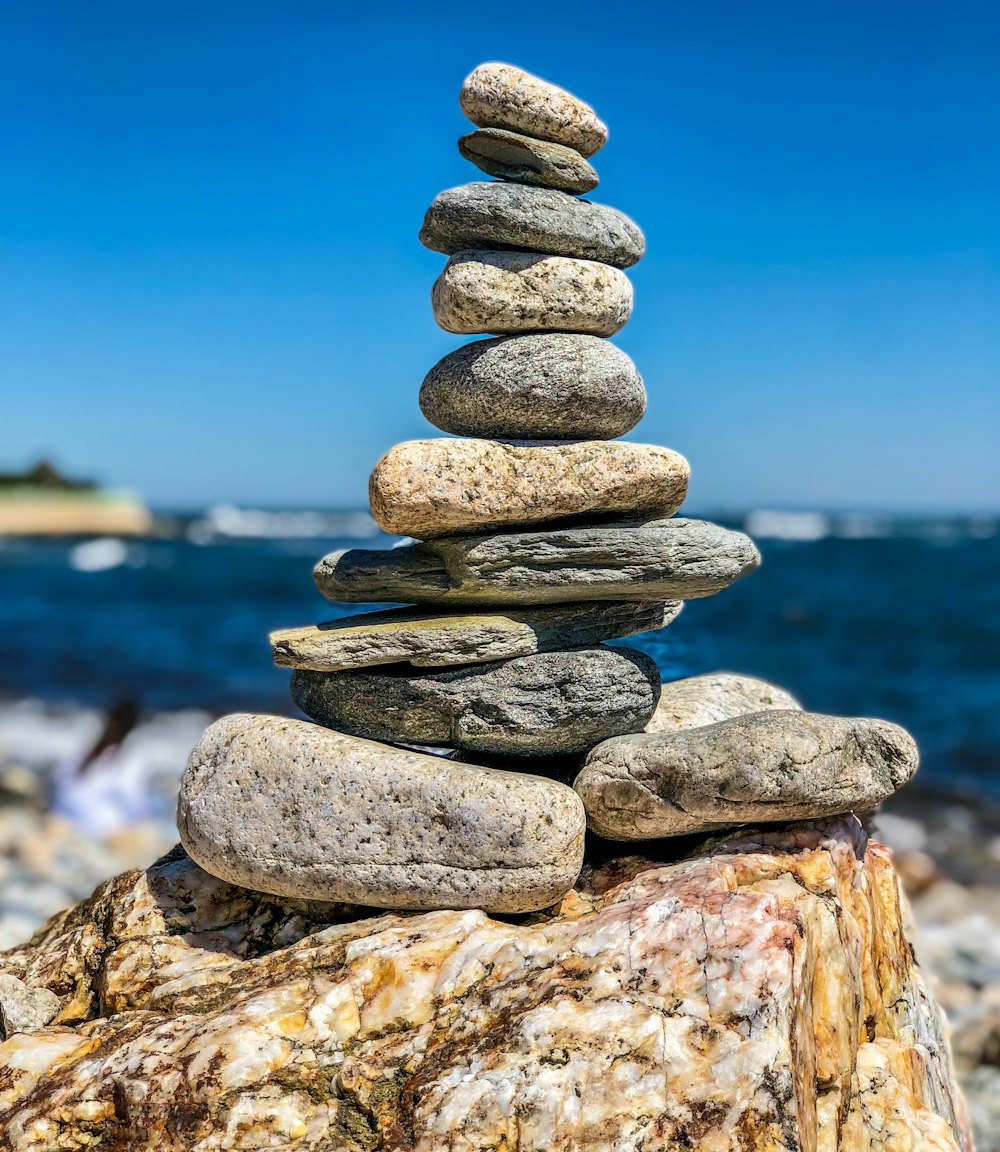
top-left (744, 510), bottom-right (831, 542)
top-left (69, 537), bottom-right (129, 572)
top-left (187, 504), bottom-right (380, 543)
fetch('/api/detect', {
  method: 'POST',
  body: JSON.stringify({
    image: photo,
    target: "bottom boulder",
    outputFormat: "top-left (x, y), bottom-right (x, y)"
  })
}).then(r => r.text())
top-left (0, 817), bottom-right (971, 1151)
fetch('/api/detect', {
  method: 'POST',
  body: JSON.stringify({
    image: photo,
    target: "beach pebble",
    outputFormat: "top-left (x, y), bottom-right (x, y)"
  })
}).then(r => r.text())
top-left (645, 672), bottom-right (802, 732)
top-left (315, 518), bottom-right (760, 606)
top-left (459, 128), bottom-right (599, 194)
top-left (433, 251), bottom-right (632, 337)
top-left (419, 333), bottom-right (645, 440)
top-left (368, 438), bottom-right (688, 538)
top-left (292, 646), bottom-right (661, 757)
top-left (178, 714), bottom-right (586, 913)
top-left (420, 183), bottom-right (644, 269)
top-left (270, 601), bottom-right (679, 672)
top-left (575, 711), bottom-right (919, 839)
top-left (0, 974), bottom-right (60, 1037)
top-left (460, 62), bottom-right (609, 157)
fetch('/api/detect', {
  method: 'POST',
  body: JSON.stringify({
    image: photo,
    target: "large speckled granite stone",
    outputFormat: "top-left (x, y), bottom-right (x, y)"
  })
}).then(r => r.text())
top-left (432, 250), bottom-right (632, 336)
top-left (576, 710), bottom-right (919, 839)
top-left (314, 518), bottom-right (760, 607)
top-left (646, 671), bottom-right (802, 732)
top-left (178, 714), bottom-right (585, 913)
top-left (291, 646), bottom-right (661, 757)
top-left (0, 818), bottom-right (971, 1149)
top-left (460, 61), bottom-right (609, 156)
top-left (270, 600), bottom-right (680, 672)
top-left (419, 333), bottom-right (645, 440)
top-left (368, 438), bottom-right (688, 538)
top-left (458, 128), bottom-right (599, 194)
top-left (420, 183), bottom-right (643, 269)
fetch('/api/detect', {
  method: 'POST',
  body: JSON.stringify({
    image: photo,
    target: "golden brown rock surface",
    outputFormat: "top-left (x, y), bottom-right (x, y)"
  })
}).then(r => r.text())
top-left (0, 817), bottom-right (972, 1150)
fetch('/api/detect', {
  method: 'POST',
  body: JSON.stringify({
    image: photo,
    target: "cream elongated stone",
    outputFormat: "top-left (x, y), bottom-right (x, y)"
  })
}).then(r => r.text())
top-left (576, 710), bottom-right (919, 840)
top-left (645, 672), bottom-right (802, 732)
top-left (368, 439), bottom-right (688, 539)
top-left (460, 61), bottom-right (609, 156)
top-left (178, 714), bottom-right (585, 913)
top-left (432, 250), bottom-right (632, 336)
top-left (270, 601), bottom-right (680, 672)
top-left (314, 518), bottom-right (760, 606)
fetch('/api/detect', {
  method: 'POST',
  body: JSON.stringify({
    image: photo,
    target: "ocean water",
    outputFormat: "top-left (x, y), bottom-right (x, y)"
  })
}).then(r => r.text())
top-left (1, 508), bottom-right (998, 797)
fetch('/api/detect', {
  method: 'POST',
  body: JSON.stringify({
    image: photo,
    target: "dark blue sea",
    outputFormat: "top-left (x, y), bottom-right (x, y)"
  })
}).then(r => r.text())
top-left (2, 508), bottom-right (998, 797)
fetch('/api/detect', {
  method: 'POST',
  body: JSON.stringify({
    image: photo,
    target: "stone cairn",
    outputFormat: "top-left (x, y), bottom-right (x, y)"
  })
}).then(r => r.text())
top-left (178, 62), bottom-right (919, 916)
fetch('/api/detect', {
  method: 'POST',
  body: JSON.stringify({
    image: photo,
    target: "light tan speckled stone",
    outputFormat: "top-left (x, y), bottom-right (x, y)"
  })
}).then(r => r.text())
top-left (460, 62), bottom-right (609, 157)
top-left (0, 818), bottom-right (971, 1149)
top-left (645, 672), bottom-right (802, 732)
top-left (177, 714), bottom-right (585, 913)
top-left (368, 438), bottom-right (688, 538)
top-left (432, 250), bottom-right (633, 336)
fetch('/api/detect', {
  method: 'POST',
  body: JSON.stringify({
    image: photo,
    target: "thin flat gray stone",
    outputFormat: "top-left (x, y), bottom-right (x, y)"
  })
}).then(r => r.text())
top-left (419, 183), bottom-right (645, 269)
top-left (313, 518), bottom-right (760, 607)
top-left (459, 128), bottom-right (599, 194)
top-left (291, 646), bottom-right (662, 757)
top-left (271, 601), bottom-right (680, 672)
top-left (575, 711), bottom-right (919, 840)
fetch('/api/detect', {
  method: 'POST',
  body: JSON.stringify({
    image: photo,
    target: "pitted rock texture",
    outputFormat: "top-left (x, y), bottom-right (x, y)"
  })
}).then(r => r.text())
top-left (577, 710), bottom-right (920, 840)
top-left (419, 333), bottom-right (646, 440)
top-left (368, 438), bottom-right (688, 538)
top-left (459, 128), bottom-right (599, 194)
top-left (315, 517), bottom-right (760, 607)
top-left (291, 646), bottom-right (662, 757)
top-left (0, 976), bottom-right (59, 1039)
top-left (0, 818), bottom-right (971, 1150)
top-left (646, 671), bottom-right (803, 732)
top-left (271, 601), bottom-right (679, 672)
top-left (178, 714), bottom-right (585, 913)
top-left (420, 183), bottom-right (644, 269)
top-left (460, 61), bottom-right (609, 156)
top-left (433, 250), bottom-right (633, 336)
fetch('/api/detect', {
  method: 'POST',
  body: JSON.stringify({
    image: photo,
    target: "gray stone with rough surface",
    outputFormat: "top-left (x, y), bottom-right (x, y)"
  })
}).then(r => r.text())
top-left (270, 601), bottom-right (680, 672)
top-left (291, 646), bottom-right (662, 756)
top-left (419, 333), bottom-right (645, 440)
top-left (420, 183), bottom-right (644, 269)
top-left (314, 518), bottom-right (760, 606)
top-left (0, 974), bottom-right (59, 1038)
top-left (459, 128), bottom-right (599, 194)
top-left (575, 710), bottom-right (919, 839)
top-left (433, 250), bottom-right (632, 336)
top-left (646, 672), bottom-right (802, 733)
top-left (178, 714), bottom-right (585, 913)
top-left (460, 62), bottom-right (609, 156)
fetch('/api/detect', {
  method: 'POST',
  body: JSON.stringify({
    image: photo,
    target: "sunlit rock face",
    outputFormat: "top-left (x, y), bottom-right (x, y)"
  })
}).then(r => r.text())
top-left (0, 818), bottom-right (971, 1151)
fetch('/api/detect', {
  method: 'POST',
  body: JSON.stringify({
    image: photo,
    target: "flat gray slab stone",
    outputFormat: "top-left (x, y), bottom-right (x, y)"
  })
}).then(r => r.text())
top-left (368, 438), bottom-right (689, 539)
top-left (270, 601), bottom-right (680, 672)
top-left (178, 714), bottom-right (586, 913)
top-left (433, 250), bottom-right (632, 337)
top-left (314, 518), bottom-right (760, 607)
top-left (459, 128), bottom-right (599, 194)
top-left (575, 710), bottom-right (919, 840)
top-left (419, 333), bottom-right (645, 441)
top-left (420, 182), bottom-right (644, 269)
top-left (646, 672), bottom-right (802, 732)
top-left (460, 62), bottom-right (608, 157)
top-left (291, 646), bottom-right (662, 757)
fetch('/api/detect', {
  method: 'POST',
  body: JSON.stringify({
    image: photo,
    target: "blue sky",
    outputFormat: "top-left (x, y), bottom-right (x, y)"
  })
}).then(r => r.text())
top-left (2, 1), bottom-right (998, 512)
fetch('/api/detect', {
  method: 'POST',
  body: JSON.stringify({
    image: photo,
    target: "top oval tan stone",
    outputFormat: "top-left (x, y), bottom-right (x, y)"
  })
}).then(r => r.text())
top-left (460, 62), bottom-right (609, 158)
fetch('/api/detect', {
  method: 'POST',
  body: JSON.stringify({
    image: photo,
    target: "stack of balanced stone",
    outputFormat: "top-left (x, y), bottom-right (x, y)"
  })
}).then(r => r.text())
top-left (178, 63), bottom-right (918, 915)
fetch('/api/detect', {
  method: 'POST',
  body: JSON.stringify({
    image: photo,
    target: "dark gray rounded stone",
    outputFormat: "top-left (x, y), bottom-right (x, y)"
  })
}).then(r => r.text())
top-left (291, 646), bottom-right (661, 757)
top-left (419, 183), bottom-right (645, 269)
top-left (419, 334), bottom-right (646, 440)
top-left (458, 128), bottom-right (599, 194)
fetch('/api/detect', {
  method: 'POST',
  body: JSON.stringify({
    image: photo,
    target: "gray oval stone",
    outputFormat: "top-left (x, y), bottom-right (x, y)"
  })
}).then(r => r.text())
top-left (270, 601), bottom-right (680, 672)
top-left (314, 518), bottom-right (760, 607)
top-left (458, 128), bottom-right (599, 194)
top-left (433, 251), bottom-right (632, 337)
top-left (420, 183), bottom-right (644, 269)
top-left (575, 711), bottom-right (919, 840)
top-left (178, 714), bottom-right (586, 913)
top-left (291, 646), bottom-right (662, 756)
top-left (460, 62), bottom-right (609, 157)
top-left (419, 334), bottom-right (646, 440)
top-left (646, 673), bottom-right (802, 733)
